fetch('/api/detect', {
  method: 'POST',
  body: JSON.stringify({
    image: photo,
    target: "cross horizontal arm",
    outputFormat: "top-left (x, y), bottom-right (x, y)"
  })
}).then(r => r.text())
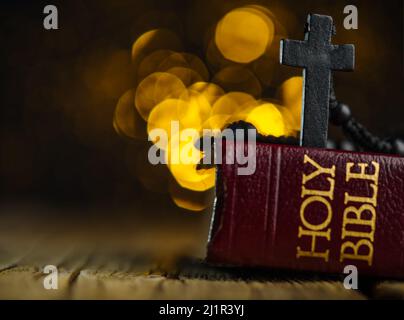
top-left (280, 39), bottom-right (309, 68)
top-left (330, 44), bottom-right (355, 70)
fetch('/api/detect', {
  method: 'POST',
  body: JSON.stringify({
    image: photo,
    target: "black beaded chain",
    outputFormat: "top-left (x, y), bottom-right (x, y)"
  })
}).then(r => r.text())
top-left (224, 84), bottom-right (404, 156)
top-left (329, 83), bottom-right (404, 156)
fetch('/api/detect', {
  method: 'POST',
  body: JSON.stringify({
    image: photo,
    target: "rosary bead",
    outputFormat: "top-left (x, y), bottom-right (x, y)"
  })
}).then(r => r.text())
top-left (330, 103), bottom-right (352, 126)
top-left (326, 139), bottom-right (337, 149)
top-left (393, 138), bottom-right (404, 156)
top-left (340, 140), bottom-right (356, 151)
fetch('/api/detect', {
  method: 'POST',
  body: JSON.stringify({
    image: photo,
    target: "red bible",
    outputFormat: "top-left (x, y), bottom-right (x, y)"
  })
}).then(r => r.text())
top-left (207, 141), bottom-right (404, 278)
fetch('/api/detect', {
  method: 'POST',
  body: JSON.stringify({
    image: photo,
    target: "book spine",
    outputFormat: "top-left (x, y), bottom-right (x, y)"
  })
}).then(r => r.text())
top-left (207, 142), bottom-right (404, 278)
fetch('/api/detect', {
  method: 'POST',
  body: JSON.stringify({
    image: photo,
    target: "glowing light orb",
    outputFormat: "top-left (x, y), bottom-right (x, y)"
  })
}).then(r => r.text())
top-left (169, 179), bottom-right (214, 212)
top-left (277, 77), bottom-right (303, 132)
top-left (188, 82), bottom-right (225, 106)
top-left (165, 67), bottom-right (203, 87)
top-left (211, 92), bottom-right (256, 117)
top-left (113, 6), bottom-right (305, 211)
top-left (113, 89), bottom-right (146, 140)
top-left (202, 114), bottom-right (231, 132)
top-left (137, 49), bottom-right (174, 81)
top-left (147, 98), bottom-right (185, 150)
top-left (159, 52), bottom-right (210, 82)
top-left (215, 9), bottom-right (274, 63)
top-left (166, 132), bottom-right (215, 192)
top-left (245, 103), bottom-right (285, 137)
top-left (131, 29), bottom-right (182, 64)
top-left (213, 65), bottom-right (262, 98)
top-left (178, 90), bottom-right (211, 129)
top-left (135, 72), bottom-right (186, 121)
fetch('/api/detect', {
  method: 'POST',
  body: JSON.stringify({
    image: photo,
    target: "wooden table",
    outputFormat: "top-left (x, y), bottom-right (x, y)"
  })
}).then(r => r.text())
top-left (0, 204), bottom-right (402, 300)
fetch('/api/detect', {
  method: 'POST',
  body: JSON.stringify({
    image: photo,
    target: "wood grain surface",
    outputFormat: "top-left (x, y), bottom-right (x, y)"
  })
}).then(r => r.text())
top-left (0, 205), bottom-right (401, 300)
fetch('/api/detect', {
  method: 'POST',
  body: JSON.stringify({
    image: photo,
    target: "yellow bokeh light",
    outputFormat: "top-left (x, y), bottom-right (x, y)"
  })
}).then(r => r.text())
top-left (278, 105), bottom-right (299, 137)
top-left (210, 92), bottom-right (257, 129)
top-left (180, 53), bottom-right (210, 82)
top-left (211, 92), bottom-right (256, 117)
top-left (188, 82), bottom-right (225, 106)
top-left (245, 103), bottom-right (285, 137)
top-left (213, 65), bottom-right (262, 98)
top-left (131, 29), bottom-right (182, 64)
top-left (113, 6), bottom-right (305, 211)
top-left (277, 77), bottom-right (303, 132)
top-left (227, 100), bottom-right (260, 125)
top-left (178, 89), bottom-right (211, 129)
top-left (166, 132), bottom-right (215, 192)
top-left (137, 49), bottom-right (174, 81)
top-left (170, 165), bottom-right (215, 192)
top-left (159, 52), bottom-right (210, 82)
top-left (202, 114), bottom-right (231, 132)
top-left (169, 178), bottom-right (214, 212)
top-left (278, 76), bottom-right (303, 106)
top-left (165, 66), bottom-right (203, 87)
top-left (147, 98), bottom-right (185, 150)
top-left (135, 72), bottom-right (186, 121)
top-left (147, 91), bottom-right (211, 150)
top-left (113, 89), bottom-right (147, 140)
top-left (215, 8), bottom-right (275, 63)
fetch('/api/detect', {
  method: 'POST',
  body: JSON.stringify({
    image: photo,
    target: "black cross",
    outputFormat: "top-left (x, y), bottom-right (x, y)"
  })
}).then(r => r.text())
top-left (280, 14), bottom-right (355, 148)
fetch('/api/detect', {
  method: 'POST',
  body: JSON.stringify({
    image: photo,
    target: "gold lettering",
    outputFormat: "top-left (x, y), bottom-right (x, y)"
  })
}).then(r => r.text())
top-left (342, 205), bottom-right (376, 241)
top-left (344, 183), bottom-right (378, 206)
top-left (297, 228), bottom-right (331, 262)
top-left (340, 239), bottom-right (374, 266)
top-left (297, 155), bottom-right (335, 263)
top-left (341, 161), bottom-right (379, 267)
top-left (302, 154), bottom-right (336, 185)
top-left (300, 196), bottom-right (332, 231)
top-left (301, 177), bottom-right (335, 200)
top-left (346, 161), bottom-right (380, 184)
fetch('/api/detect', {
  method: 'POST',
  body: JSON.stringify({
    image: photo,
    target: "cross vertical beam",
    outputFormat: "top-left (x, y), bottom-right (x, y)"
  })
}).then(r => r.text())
top-left (280, 14), bottom-right (355, 148)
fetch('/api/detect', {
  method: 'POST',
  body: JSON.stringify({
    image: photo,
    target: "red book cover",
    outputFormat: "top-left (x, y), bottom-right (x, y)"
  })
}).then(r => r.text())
top-left (207, 141), bottom-right (404, 278)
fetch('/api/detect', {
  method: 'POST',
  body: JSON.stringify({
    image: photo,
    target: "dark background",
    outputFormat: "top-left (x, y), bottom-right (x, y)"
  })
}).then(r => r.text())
top-left (1, 0), bottom-right (403, 212)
